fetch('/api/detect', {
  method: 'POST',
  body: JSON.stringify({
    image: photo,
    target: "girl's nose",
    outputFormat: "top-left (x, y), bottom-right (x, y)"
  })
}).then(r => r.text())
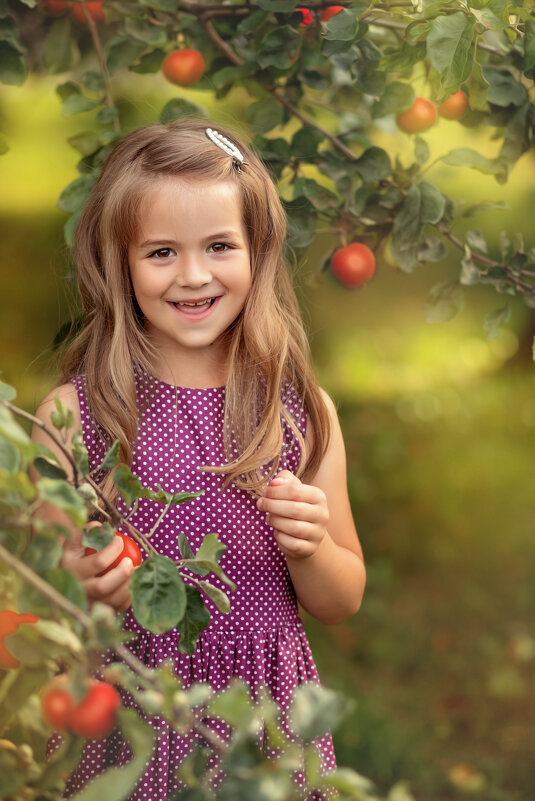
top-left (175, 254), bottom-right (212, 288)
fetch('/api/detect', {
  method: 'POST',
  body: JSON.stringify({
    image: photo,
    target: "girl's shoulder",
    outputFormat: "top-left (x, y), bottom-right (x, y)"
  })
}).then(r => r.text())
top-left (35, 381), bottom-right (82, 427)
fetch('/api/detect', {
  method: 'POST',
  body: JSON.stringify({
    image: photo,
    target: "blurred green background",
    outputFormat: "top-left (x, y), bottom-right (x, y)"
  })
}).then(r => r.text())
top-left (2, 75), bottom-right (535, 801)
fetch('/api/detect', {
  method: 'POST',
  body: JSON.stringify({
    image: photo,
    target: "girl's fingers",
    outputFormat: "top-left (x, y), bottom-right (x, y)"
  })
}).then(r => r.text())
top-left (83, 558), bottom-right (135, 601)
top-left (274, 530), bottom-right (316, 559)
top-left (64, 536), bottom-right (125, 581)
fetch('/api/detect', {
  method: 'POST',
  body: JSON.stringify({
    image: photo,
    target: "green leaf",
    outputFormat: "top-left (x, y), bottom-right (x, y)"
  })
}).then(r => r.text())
top-left (99, 439), bottom-right (120, 471)
top-left (427, 12), bottom-right (475, 92)
top-left (0, 404), bottom-right (32, 449)
top-left (0, 666), bottom-right (49, 729)
top-left (81, 69), bottom-right (106, 93)
top-left (72, 430), bottom-right (89, 475)
top-left (424, 281), bottom-right (464, 323)
top-left (124, 17), bottom-right (167, 47)
top-left (43, 567), bottom-right (88, 610)
top-left (195, 579), bottom-right (231, 613)
top-left (82, 522), bottom-right (115, 550)
top-left (247, 97), bottom-right (284, 135)
top-left (289, 683), bottom-right (351, 741)
top-left (439, 147), bottom-right (508, 181)
top-left (159, 98), bottom-right (209, 124)
top-left (371, 80), bottom-right (414, 118)
top-left (130, 48), bottom-right (166, 74)
top-left (295, 177), bottom-right (338, 212)
top-left (354, 146), bottom-right (392, 182)
top-left (0, 131), bottom-right (8, 154)
top-left (195, 531), bottom-right (227, 566)
top-left (419, 181), bottom-right (446, 224)
top-left (58, 174), bottom-right (96, 213)
top-left (0, 40), bottom-right (26, 85)
top-left (105, 35), bottom-right (147, 75)
top-left (289, 127), bottom-right (324, 159)
top-left (61, 91), bottom-right (99, 117)
top-left (37, 477), bottom-right (88, 527)
top-left (322, 4), bottom-right (365, 41)
top-left (414, 136), bottom-right (430, 166)
top-left (43, 16), bottom-right (79, 73)
top-left (525, 20), bottom-right (535, 72)
top-left (256, 0), bottom-right (297, 10)
top-left (22, 533), bottom-right (62, 573)
top-left (6, 618), bottom-right (82, 666)
top-left (0, 380), bottom-right (16, 400)
top-left (484, 304), bottom-right (511, 340)
top-left (461, 200), bottom-right (511, 218)
top-left (71, 710), bottom-right (156, 801)
top-left (112, 463), bottom-right (143, 508)
top-left (208, 680), bottom-right (255, 730)
top-left (67, 131), bottom-right (100, 156)
top-left (482, 65), bottom-right (528, 107)
top-left (318, 766), bottom-right (375, 795)
top-left (131, 553), bottom-right (187, 633)
top-left (0, 437), bottom-right (19, 472)
top-left (257, 26), bottom-right (301, 69)
top-left (177, 585), bottom-right (211, 655)
top-left (96, 105), bottom-right (119, 124)
top-left (185, 560), bottom-right (236, 590)
top-left (178, 532), bottom-right (195, 560)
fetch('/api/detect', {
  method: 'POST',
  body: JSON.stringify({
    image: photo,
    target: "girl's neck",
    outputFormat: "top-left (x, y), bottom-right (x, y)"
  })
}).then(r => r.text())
top-left (148, 347), bottom-right (228, 389)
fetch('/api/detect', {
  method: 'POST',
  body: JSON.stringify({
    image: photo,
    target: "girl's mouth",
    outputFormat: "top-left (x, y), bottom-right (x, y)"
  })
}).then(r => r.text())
top-left (168, 297), bottom-right (219, 316)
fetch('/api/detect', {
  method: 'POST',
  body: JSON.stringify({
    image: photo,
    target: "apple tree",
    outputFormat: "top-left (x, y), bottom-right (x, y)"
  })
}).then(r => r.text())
top-left (2, 0), bottom-right (535, 342)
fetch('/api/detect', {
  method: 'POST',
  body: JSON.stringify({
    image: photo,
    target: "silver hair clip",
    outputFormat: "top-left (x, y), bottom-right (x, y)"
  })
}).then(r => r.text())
top-left (206, 127), bottom-right (246, 169)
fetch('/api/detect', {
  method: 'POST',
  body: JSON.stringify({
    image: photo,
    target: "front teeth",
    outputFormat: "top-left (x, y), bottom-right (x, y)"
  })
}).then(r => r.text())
top-left (176, 299), bottom-right (212, 307)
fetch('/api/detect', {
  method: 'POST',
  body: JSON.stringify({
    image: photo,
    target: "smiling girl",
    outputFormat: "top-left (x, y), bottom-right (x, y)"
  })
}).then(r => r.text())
top-left (32, 119), bottom-right (366, 798)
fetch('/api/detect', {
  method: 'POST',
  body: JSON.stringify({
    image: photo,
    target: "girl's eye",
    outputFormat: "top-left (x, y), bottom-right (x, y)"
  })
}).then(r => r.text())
top-left (149, 248), bottom-right (174, 259)
top-left (210, 242), bottom-right (230, 253)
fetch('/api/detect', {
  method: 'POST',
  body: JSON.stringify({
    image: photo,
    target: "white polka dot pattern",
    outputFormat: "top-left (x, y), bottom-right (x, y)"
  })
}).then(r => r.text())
top-left (56, 371), bottom-right (336, 798)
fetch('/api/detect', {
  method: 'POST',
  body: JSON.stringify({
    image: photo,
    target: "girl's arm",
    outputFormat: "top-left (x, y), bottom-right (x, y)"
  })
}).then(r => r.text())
top-left (31, 383), bottom-right (135, 612)
top-left (257, 390), bottom-right (365, 625)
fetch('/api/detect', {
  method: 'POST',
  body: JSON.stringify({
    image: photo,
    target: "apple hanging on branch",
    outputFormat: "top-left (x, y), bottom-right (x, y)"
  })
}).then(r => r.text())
top-left (396, 97), bottom-right (437, 134)
top-left (162, 49), bottom-right (205, 87)
top-left (437, 90), bottom-right (468, 120)
top-left (331, 243), bottom-right (376, 289)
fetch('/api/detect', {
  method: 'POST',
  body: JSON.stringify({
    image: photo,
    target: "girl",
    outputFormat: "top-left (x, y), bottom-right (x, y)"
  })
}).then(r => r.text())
top-left (32, 119), bottom-right (366, 798)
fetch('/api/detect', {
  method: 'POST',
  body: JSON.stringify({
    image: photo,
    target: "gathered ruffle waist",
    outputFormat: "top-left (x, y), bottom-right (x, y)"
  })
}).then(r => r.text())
top-left (114, 620), bottom-right (320, 704)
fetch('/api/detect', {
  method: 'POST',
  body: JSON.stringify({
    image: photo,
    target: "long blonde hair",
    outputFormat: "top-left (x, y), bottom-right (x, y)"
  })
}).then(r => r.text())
top-left (61, 119), bottom-right (330, 494)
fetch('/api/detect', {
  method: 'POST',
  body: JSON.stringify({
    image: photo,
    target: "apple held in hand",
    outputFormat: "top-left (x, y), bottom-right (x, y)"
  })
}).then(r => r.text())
top-left (85, 531), bottom-right (142, 574)
top-left (162, 49), bottom-right (205, 87)
top-left (331, 243), bottom-right (376, 288)
top-left (396, 97), bottom-right (437, 134)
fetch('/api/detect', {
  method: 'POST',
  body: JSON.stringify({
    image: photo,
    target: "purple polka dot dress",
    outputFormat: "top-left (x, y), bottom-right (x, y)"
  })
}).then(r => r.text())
top-left (62, 370), bottom-right (336, 798)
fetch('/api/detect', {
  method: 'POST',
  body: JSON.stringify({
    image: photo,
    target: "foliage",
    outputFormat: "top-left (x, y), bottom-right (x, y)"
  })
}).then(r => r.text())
top-left (2, 0), bottom-right (535, 347)
top-left (0, 377), bottom-right (412, 799)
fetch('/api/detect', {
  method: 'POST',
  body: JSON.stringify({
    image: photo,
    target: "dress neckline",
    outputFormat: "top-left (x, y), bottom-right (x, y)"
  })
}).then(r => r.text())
top-left (138, 367), bottom-right (226, 393)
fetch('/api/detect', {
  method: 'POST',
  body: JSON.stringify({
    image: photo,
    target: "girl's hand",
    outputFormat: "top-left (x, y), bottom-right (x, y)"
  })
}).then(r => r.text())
top-left (61, 525), bottom-right (135, 612)
top-left (257, 470), bottom-right (329, 559)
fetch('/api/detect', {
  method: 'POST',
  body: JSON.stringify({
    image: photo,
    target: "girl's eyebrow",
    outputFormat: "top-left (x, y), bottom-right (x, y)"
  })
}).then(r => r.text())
top-left (136, 230), bottom-right (244, 249)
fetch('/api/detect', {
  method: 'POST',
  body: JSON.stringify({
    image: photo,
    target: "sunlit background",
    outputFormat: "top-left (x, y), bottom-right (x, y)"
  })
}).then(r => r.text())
top-left (2, 72), bottom-right (535, 801)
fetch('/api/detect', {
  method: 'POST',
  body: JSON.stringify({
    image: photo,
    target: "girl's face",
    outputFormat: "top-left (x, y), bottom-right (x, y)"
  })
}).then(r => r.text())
top-left (128, 177), bottom-right (251, 371)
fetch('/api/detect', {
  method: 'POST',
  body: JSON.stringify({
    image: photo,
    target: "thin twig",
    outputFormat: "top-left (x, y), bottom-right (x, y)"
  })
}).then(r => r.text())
top-left (77, 0), bottom-right (120, 132)
top-left (200, 18), bottom-right (357, 161)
